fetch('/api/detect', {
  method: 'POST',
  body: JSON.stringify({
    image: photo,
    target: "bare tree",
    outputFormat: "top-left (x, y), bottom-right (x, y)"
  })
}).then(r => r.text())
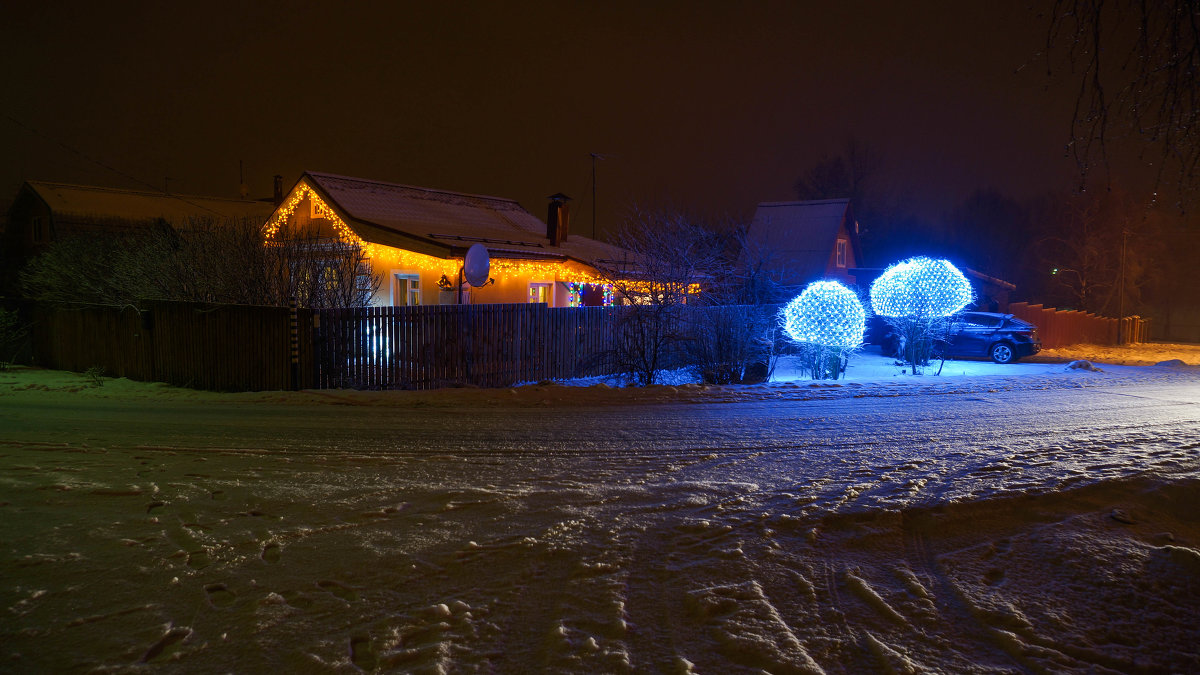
top-left (263, 220), bottom-right (380, 309)
top-left (20, 217), bottom-right (379, 309)
top-left (0, 306), bottom-right (31, 367)
top-left (1047, 0), bottom-right (1200, 207)
top-left (594, 210), bottom-right (781, 386)
top-left (1035, 189), bottom-right (1161, 315)
top-left (793, 138), bottom-right (881, 210)
top-left (595, 209), bottom-right (722, 386)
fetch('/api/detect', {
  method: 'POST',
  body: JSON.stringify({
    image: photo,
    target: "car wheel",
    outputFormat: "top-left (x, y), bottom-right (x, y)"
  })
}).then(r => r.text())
top-left (990, 342), bottom-right (1016, 364)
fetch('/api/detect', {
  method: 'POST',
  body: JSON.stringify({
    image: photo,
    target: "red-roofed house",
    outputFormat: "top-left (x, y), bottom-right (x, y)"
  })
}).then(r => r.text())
top-left (744, 198), bottom-right (863, 290)
top-left (265, 172), bottom-right (627, 308)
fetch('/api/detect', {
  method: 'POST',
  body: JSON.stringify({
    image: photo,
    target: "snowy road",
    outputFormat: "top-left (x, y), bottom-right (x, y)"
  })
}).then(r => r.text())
top-left (2, 370), bottom-right (1199, 672)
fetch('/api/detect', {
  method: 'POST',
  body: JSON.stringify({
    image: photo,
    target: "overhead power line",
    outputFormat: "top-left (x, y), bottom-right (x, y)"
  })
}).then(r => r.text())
top-left (1, 111), bottom-right (224, 217)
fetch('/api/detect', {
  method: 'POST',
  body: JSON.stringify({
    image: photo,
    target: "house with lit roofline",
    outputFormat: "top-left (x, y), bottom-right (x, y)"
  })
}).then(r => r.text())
top-left (264, 172), bottom-right (629, 308)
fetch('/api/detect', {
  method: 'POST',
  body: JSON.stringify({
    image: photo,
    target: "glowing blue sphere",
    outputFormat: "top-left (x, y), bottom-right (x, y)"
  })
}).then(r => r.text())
top-left (782, 280), bottom-right (866, 348)
top-left (869, 257), bottom-right (973, 318)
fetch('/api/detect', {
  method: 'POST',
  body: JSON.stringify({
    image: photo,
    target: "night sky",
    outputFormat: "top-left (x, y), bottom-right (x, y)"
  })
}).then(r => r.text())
top-left (3, 1), bottom-right (1129, 238)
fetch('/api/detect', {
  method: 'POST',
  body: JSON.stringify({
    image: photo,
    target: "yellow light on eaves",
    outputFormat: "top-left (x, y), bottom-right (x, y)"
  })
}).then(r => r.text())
top-left (264, 180), bottom-right (612, 285)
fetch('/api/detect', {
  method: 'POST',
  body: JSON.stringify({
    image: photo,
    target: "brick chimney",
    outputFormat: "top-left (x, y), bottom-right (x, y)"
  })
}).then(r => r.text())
top-left (273, 175), bottom-right (284, 207)
top-left (547, 193), bottom-right (571, 246)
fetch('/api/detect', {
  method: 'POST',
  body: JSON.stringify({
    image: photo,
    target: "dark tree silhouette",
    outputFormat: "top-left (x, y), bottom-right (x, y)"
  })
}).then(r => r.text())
top-left (946, 189), bottom-right (1034, 281)
top-left (793, 138), bottom-right (880, 211)
top-left (1047, 0), bottom-right (1199, 208)
top-left (1034, 188), bottom-right (1163, 315)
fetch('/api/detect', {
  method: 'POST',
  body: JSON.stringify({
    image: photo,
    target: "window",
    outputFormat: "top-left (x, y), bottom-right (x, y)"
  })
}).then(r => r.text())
top-left (321, 266), bottom-right (340, 293)
top-left (835, 239), bottom-right (848, 268)
top-left (528, 282), bottom-right (553, 305)
top-left (293, 267), bottom-right (313, 304)
top-left (31, 216), bottom-right (45, 243)
top-left (393, 273), bottom-right (421, 306)
top-left (964, 313), bottom-right (1002, 329)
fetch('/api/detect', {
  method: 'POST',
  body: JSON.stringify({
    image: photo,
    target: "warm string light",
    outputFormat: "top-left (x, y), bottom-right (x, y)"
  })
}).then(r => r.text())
top-left (782, 280), bottom-right (866, 348)
top-left (870, 257), bottom-right (973, 318)
top-left (564, 282), bottom-right (584, 307)
top-left (265, 180), bottom-right (614, 286)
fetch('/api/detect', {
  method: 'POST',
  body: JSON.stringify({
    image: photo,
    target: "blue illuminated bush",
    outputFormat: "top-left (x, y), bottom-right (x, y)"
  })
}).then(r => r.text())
top-left (782, 281), bottom-right (866, 347)
top-left (869, 257), bottom-right (972, 319)
top-left (781, 280), bottom-right (866, 379)
top-left (869, 257), bottom-right (973, 374)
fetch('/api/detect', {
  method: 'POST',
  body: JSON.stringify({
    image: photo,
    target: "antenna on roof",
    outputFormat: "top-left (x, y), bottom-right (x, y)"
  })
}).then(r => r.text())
top-left (589, 152), bottom-right (611, 240)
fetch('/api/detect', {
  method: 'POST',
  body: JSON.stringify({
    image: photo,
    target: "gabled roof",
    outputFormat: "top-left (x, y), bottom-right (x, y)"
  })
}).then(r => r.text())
top-left (746, 198), bottom-right (861, 285)
top-left (20, 181), bottom-right (275, 225)
top-left (296, 172), bottom-right (627, 265)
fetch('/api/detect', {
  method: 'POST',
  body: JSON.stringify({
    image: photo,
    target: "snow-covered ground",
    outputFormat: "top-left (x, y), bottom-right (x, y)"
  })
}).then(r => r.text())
top-left (1, 343), bottom-right (1198, 672)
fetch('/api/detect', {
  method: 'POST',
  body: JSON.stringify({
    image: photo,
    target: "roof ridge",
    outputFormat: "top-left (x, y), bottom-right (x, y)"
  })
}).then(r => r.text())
top-left (304, 172), bottom-right (523, 207)
top-left (25, 180), bottom-right (256, 204)
top-left (756, 198), bottom-right (851, 207)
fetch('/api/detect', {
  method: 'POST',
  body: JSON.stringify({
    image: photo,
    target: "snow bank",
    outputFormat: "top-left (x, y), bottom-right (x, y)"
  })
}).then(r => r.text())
top-left (1, 343), bottom-right (1198, 672)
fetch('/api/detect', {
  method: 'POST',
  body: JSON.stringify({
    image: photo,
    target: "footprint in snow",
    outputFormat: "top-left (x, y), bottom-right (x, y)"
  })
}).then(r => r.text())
top-left (186, 550), bottom-right (210, 570)
top-left (1110, 508), bottom-right (1135, 524)
top-left (140, 626), bottom-right (192, 663)
top-left (350, 634), bottom-right (378, 670)
top-left (261, 542), bottom-right (281, 563)
top-left (316, 579), bottom-right (359, 602)
top-left (205, 583), bottom-right (236, 607)
top-left (280, 590), bottom-right (313, 609)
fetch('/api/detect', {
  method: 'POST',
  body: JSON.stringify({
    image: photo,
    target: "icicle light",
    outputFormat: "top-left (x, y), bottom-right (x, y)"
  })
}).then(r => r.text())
top-left (263, 180), bottom-right (613, 287)
top-left (869, 257), bottom-right (973, 318)
top-left (782, 280), bottom-right (866, 348)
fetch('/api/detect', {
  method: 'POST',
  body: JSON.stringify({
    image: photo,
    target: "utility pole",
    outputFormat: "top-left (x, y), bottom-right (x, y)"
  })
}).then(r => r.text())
top-left (1118, 226), bottom-right (1128, 343)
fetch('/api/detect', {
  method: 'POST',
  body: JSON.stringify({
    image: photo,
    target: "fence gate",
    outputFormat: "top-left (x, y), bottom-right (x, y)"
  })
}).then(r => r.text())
top-left (311, 304), bottom-right (622, 390)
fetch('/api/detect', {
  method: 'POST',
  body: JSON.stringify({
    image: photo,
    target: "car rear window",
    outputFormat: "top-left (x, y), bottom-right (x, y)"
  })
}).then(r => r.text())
top-left (964, 314), bottom-right (1003, 328)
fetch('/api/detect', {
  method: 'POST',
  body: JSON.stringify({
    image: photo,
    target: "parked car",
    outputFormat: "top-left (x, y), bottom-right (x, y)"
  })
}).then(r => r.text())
top-left (943, 311), bottom-right (1041, 363)
top-left (874, 312), bottom-right (1041, 364)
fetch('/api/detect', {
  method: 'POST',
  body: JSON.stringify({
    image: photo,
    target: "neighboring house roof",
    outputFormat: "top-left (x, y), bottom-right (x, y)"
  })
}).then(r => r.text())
top-left (746, 198), bottom-right (861, 285)
top-left (21, 181), bottom-right (275, 226)
top-left (297, 172), bottom-right (628, 266)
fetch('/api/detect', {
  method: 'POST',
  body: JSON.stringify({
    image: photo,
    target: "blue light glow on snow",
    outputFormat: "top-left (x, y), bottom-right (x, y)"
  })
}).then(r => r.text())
top-left (869, 257), bottom-right (973, 318)
top-left (782, 280), bottom-right (866, 348)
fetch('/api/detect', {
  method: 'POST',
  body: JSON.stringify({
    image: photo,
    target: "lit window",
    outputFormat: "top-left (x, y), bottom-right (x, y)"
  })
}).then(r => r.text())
top-left (836, 239), bottom-right (847, 268)
top-left (528, 282), bottom-right (553, 304)
top-left (393, 273), bottom-right (421, 306)
top-left (294, 267), bottom-right (313, 304)
top-left (321, 266), bottom-right (340, 292)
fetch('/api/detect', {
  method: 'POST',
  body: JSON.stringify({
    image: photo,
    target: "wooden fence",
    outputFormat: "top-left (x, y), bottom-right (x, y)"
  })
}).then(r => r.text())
top-left (311, 304), bottom-right (623, 390)
top-left (31, 302), bottom-right (313, 391)
top-left (28, 301), bottom-right (629, 392)
top-left (1007, 302), bottom-right (1150, 348)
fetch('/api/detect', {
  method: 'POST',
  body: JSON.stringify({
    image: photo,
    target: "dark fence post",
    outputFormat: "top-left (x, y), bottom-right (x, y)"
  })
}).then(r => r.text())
top-left (288, 298), bottom-right (300, 390)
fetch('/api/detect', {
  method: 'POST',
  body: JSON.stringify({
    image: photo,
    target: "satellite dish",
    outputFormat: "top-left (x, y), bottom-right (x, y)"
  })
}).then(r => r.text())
top-left (463, 244), bottom-right (491, 287)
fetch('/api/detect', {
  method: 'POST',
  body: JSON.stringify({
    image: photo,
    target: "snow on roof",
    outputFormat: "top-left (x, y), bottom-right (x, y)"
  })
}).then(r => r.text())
top-left (746, 199), bottom-right (853, 285)
top-left (303, 172), bottom-right (627, 264)
top-left (25, 181), bottom-right (275, 225)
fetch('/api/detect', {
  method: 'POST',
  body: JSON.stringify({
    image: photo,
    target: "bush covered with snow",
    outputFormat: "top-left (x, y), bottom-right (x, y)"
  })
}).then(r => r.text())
top-left (870, 257), bottom-right (974, 375)
top-left (781, 280), bottom-right (866, 380)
